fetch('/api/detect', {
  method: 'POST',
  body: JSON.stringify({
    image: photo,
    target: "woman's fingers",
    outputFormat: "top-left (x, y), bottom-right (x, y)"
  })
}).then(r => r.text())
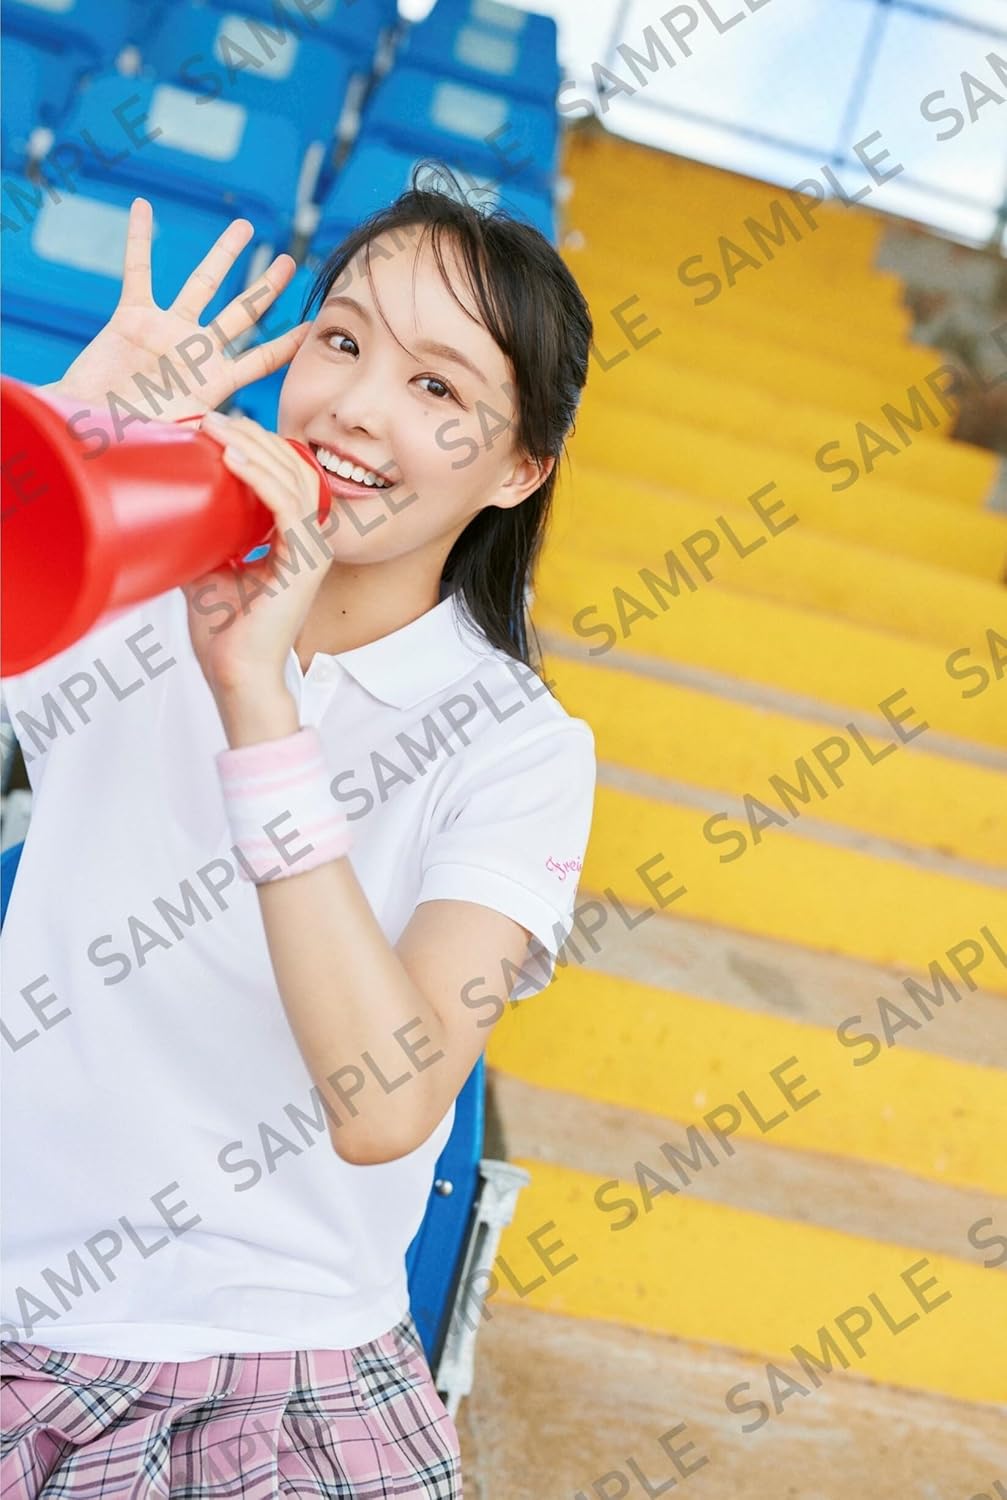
top-left (213, 253), bottom-right (300, 349)
top-left (118, 197), bottom-right (155, 309)
top-left (220, 446), bottom-right (307, 548)
top-left (170, 216), bottom-right (256, 325)
top-left (225, 320), bottom-right (314, 397)
top-left (204, 414), bottom-right (309, 516)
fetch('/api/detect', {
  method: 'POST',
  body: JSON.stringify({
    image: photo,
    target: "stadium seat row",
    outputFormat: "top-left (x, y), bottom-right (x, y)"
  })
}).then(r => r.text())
top-left (2, 0), bottom-right (563, 396)
top-left (4, 0), bottom-right (560, 97)
top-left (3, 0), bottom-right (399, 66)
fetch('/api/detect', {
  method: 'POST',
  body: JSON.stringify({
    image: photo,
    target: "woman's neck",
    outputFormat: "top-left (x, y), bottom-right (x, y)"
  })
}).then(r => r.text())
top-left (293, 565), bottom-right (443, 671)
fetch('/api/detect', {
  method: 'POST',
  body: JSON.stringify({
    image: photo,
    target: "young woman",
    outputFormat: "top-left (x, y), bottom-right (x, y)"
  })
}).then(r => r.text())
top-left (0, 166), bottom-right (596, 1497)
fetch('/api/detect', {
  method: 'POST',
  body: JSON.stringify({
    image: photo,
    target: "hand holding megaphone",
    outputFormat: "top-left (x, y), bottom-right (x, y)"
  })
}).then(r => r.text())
top-left (0, 376), bottom-right (333, 677)
top-left (178, 407), bottom-right (342, 698)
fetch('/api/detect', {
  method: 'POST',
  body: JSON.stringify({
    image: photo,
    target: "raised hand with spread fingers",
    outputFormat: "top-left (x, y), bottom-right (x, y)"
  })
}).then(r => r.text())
top-left (44, 197), bottom-right (311, 425)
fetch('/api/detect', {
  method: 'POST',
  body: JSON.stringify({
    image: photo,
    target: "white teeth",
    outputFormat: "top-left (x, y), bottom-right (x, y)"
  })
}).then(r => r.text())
top-left (314, 444), bottom-right (390, 488)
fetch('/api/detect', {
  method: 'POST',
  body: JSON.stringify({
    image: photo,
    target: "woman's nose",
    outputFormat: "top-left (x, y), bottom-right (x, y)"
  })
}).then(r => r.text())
top-left (330, 371), bottom-right (385, 434)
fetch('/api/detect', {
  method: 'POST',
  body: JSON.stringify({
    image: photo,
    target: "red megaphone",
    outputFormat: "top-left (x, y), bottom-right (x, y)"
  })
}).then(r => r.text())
top-left (0, 374), bottom-right (333, 676)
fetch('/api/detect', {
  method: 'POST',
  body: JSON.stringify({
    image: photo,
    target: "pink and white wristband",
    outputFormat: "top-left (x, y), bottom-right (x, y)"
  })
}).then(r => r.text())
top-left (216, 726), bottom-right (353, 884)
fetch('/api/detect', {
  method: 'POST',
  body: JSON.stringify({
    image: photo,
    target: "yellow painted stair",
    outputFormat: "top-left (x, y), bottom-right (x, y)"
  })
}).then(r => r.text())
top-left (549, 464), bottom-right (1006, 646)
top-left (541, 652), bottom-right (1007, 869)
top-left (562, 432), bottom-right (1006, 578)
top-left (575, 361), bottom-right (996, 505)
top-left (532, 549), bottom-right (1007, 750)
top-left (480, 125), bottom-right (1007, 1455)
top-left (567, 245), bottom-right (918, 360)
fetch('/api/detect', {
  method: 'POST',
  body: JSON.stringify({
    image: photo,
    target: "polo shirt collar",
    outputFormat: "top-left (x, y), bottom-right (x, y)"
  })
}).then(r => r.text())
top-left (305, 589), bottom-right (495, 710)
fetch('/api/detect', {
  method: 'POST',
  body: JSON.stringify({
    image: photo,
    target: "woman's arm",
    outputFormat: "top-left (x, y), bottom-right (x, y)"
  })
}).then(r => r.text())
top-left (189, 416), bottom-right (536, 1167)
top-left (216, 685), bottom-right (458, 1168)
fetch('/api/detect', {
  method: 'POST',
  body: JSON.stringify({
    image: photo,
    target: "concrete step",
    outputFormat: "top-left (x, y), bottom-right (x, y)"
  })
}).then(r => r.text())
top-left (455, 1301), bottom-right (1007, 1500)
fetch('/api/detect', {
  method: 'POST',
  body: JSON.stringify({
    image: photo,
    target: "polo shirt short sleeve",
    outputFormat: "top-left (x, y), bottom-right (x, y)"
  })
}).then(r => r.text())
top-left (416, 720), bottom-right (595, 1001)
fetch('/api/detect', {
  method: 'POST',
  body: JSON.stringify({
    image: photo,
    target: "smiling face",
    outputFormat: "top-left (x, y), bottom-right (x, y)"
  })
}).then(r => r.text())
top-left (277, 226), bottom-right (553, 587)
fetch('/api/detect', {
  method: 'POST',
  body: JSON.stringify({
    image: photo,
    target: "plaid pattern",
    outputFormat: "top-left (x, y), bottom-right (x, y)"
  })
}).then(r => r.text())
top-left (0, 1312), bottom-right (462, 1498)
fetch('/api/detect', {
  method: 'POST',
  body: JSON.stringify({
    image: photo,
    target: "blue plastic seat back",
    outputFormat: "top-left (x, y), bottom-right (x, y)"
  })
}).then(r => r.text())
top-left (3, 0), bottom-right (140, 63)
top-left (400, 0), bottom-right (561, 107)
top-left (2, 174), bottom-right (255, 347)
top-left (405, 1055), bottom-right (485, 1367)
top-left (362, 63), bottom-right (558, 195)
top-left (141, 8), bottom-right (357, 161)
top-left (0, 319), bottom-right (89, 389)
top-left (56, 68), bottom-right (304, 245)
top-left (1, 35), bottom-right (94, 172)
top-left (205, 0), bottom-right (398, 64)
top-left (252, 262), bottom-right (320, 344)
top-left (0, 840), bottom-right (24, 930)
top-left (314, 140), bottom-right (557, 253)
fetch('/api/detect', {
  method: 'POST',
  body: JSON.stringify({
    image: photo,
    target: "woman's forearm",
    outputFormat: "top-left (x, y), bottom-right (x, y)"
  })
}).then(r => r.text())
top-left (215, 682), bottom-right (447, 1167)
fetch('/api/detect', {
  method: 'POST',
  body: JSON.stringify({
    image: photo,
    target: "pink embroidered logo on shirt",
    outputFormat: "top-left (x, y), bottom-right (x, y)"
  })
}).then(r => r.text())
top-left (545, 854), bottom-right (583, 883)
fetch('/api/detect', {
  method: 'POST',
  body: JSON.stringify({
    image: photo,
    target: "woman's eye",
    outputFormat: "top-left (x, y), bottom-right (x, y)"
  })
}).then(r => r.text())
top-left (419, 376), bottom-right (455, 402)
top-left (321, 327), bottom-right (357, 354)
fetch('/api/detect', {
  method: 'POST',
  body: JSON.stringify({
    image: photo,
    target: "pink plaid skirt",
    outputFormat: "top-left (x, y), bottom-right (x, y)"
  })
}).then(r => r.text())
top-left (0, 1312), bottom-right (462, 1498)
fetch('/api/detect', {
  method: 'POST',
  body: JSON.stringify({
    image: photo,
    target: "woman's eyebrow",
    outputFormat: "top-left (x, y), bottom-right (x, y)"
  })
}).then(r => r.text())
top-left (319, 292), bottom-right (489, 386)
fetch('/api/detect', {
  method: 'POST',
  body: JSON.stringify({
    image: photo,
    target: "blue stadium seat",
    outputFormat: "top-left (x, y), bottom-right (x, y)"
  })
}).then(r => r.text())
top-left (140, 7), bottom-right (358, 165)
top-left (122, 1), bottom-right (175, 50)
top-left (227, 372), bottom-right (285, 433)
top-left (0, 319), bottom-right (87, 390)
top-left (2, 174), bottom-right (255, 347)
top-left (3, 0), bottom-right (141, 64)
top-left (313, 140), bottom-right (557, 253)
top-left (398, 0), bottom-right (561, 108)
top-left (205, 0), bottom-right (399, 65)
top-left (0, 841), bottom-right (23, 930)
top-left (1, 35), bottom-right (94, 173)
top-left (254, 261), bottom-right (319, 341)
top-left (56, 68), bottom-right (305, 248)
top-left (404, 1055), bottom-right (486, 1369)
top-left (362, 63), bottom-right (558, 195)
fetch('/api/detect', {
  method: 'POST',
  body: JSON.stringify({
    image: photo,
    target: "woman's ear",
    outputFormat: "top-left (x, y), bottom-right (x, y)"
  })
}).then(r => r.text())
top-left (493, 452), bottom-right (556, 510)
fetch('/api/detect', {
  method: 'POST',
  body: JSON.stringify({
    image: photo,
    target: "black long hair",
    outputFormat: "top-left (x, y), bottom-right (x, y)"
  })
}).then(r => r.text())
top-left (299, 160), bottom-right (593, 683)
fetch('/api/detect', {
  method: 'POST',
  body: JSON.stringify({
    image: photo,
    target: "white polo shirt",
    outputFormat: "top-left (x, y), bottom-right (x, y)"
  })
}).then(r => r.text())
top-left (0, 581), bottom-right (595, 1360)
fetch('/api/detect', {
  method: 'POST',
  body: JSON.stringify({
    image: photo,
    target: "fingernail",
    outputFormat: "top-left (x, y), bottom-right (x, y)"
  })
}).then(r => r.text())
top-left (223, 445), bottom-right (247, 466)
